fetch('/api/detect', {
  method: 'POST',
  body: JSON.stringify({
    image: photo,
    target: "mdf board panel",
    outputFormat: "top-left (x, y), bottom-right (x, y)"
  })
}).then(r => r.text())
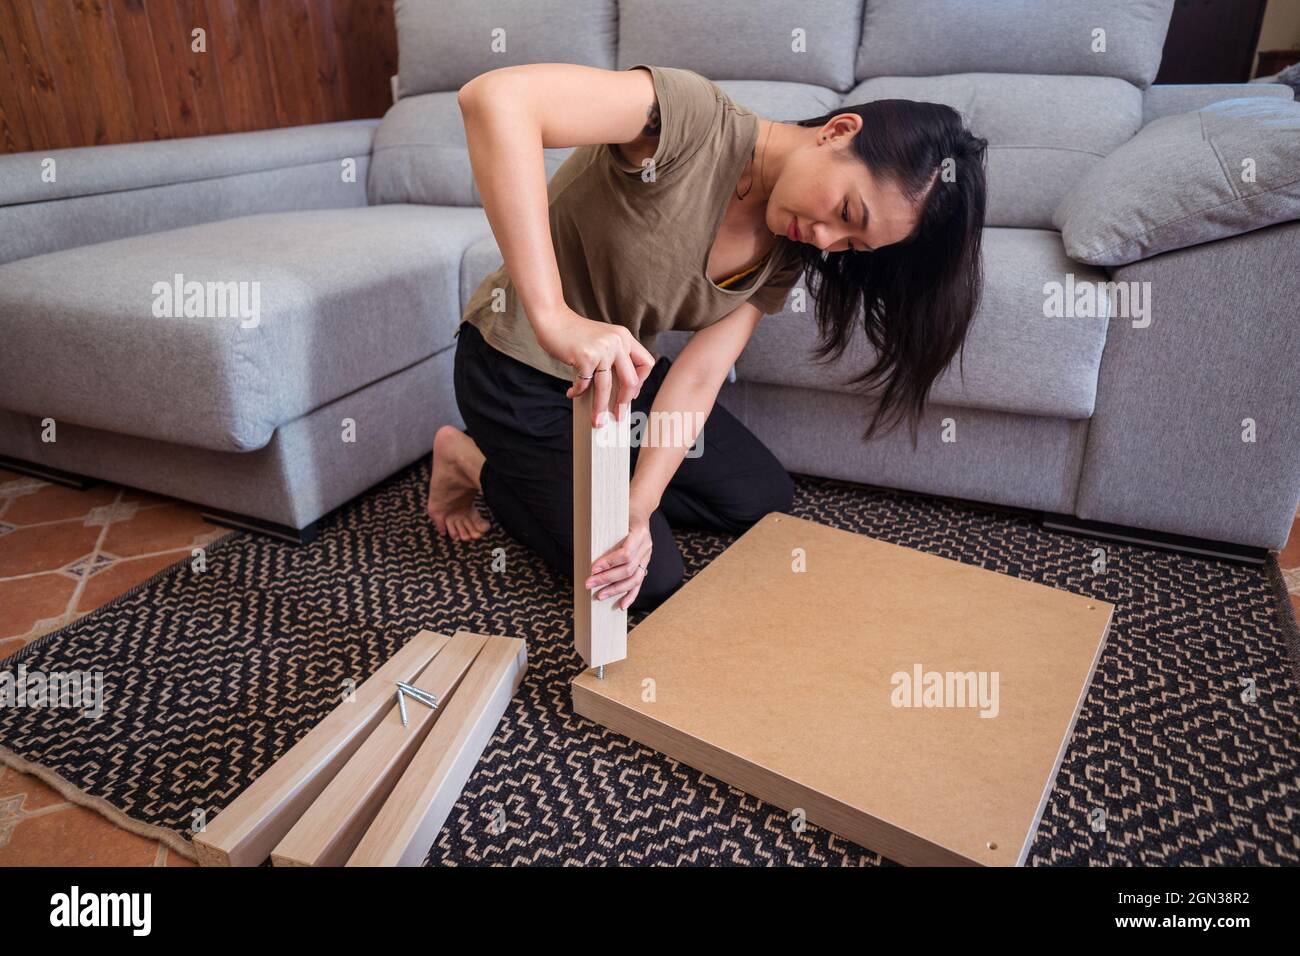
top-left (572, 368), bottom-right (629, 668)
top-left (347, 636), bottom-right (528, 867)
top-left (193, 629), bottom-right (450, 867)
top-left (572, 513), bottom-right (1113, 866)
top-left (271, 631), bottom-right (489, 867)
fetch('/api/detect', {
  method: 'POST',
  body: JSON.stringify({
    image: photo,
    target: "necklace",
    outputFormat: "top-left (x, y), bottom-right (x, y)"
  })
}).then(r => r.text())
top-left (735, 121), bottom-right (773, 202)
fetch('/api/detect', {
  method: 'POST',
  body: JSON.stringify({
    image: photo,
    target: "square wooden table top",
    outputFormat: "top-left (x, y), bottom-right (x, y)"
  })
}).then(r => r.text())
top-left (573, 512), bottom-right (1114, 866)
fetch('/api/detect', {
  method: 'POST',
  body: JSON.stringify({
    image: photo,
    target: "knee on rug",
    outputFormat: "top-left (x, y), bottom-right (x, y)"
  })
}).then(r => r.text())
top-left (715, 469), bottom-right (796, 534)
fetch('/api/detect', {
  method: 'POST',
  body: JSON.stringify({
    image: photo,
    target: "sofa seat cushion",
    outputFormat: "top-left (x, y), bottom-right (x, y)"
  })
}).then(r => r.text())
top-left (733, 228), bottom-right (1113, 420)
top-left (460, 233), bottom-right (507, 314)
top-left (0, 204), bottom-right (491, 453)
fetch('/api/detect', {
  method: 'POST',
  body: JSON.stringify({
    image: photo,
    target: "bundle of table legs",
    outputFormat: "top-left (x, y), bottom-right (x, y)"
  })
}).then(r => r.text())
top-left (192, 629), bottom-right (528, 867)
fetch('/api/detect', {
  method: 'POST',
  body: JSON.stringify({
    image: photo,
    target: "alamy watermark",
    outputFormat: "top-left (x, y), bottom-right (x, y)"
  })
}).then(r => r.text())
top-left (152, 273), bottom-right (261, 329)
top-left (0, 664), bottom-right (105, 718)
top-left (1043, 274), bottom-right (1151, 329)
top-left (49, 886), bottom-right (150, 936)
top-left (594, 409), bottom-right (706, 458)
top-left (890, 663), bottom-right (1000, 718)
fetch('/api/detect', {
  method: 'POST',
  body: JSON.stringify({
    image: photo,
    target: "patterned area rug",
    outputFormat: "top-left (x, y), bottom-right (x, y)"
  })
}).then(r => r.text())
top-left (1, 459), bottom-right (1297, 866)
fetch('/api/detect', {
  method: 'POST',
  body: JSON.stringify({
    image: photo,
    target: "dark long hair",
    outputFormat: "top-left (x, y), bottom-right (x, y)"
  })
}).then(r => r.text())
top-left (790, 100), bottom-right (987, 446)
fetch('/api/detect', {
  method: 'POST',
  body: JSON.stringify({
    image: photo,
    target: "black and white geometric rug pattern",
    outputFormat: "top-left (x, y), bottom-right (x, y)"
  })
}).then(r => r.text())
top-left (1, 459), bottom-right (1297, 866)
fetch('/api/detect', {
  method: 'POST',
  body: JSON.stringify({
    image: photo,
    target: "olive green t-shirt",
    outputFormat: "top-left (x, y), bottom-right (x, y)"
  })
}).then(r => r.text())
top-left (457, 63), bottom-right (805, 381)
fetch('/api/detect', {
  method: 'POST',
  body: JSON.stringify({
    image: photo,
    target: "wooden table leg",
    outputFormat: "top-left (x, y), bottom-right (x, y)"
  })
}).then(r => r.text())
top-left (572, 366), bottom-right (629, 670)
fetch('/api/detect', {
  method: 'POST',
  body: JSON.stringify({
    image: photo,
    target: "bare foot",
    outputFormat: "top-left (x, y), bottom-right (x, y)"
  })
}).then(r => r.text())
top-left (428, 425), bottom-right (491, 541)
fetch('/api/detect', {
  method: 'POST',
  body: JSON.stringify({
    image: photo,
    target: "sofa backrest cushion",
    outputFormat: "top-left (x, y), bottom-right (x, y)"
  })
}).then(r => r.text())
top-left (1141, 82), bottom-right (1294, 126)
top-left (379, 0), bottom-right (1160, 229)
top-left (1054, 97), bottom-right (1300, 266)
top-left (617, 0), bottom-right (863, 92)
top-left (720, 227), bottom-right (1112, 421)
top-left (394, 0), bottom-right (618, 98)
top-left (715, 80), bottom-right (844, 123)
top-left (0, 121), bottom-right (375, 265)
top-left (856, 0), bottom-right (1175, 89)
top-left (843, 73), bottom-right (1143, 229)
top-left (367, 92), bottom-right (575, 207)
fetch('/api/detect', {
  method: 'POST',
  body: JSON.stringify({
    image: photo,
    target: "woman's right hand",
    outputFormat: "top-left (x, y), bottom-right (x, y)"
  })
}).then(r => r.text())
top-left (536, 311), bottom-right (657, 427)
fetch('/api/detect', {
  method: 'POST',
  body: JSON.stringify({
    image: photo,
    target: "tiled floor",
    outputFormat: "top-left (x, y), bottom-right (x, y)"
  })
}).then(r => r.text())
top-left (0, 466), bottom-right (227, 866)
top-left (0, 465), bottom-right (1297, 866)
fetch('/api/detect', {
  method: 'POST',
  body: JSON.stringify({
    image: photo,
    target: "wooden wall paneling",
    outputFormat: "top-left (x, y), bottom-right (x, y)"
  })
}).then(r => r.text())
top-left (143, 0), bottom-right (204, 137)
top-left (180, 0), bottom-right (231, 135)
top-left (0, 57), bottom-right (31, 154)
top-left (1156, 0), bottom-right (1268, 83)
top-left (7, 0), bottom-right (69, 150)
top-left (572, 370), bottom-right (630, 670)
top-left (305, 0), bottom-right (345, 120)
top-left (262, 0), bottom-right (328, 127)
top-left (205, 0), bottom-right (273, 134)
top-left (192, 629), bottom-right (452, 866)
top-left (231, 0), bottom-right (282, 133)
top-left (29, 0), bottom-right (97, 148)
top-left (271, 631), bottom-right (490, 867)
top-left (0, 2), bottom-right (35, 153)
top-left (71, 0), bottom-right (140, 146)
top-left (331, 0), bottom-right (396, 120)
top-left (109, 0), bottom-right (173, 143)
top-left (1, 0), bottom-right (399, 154)
top-left (347, 636), bottom-right (529, 867)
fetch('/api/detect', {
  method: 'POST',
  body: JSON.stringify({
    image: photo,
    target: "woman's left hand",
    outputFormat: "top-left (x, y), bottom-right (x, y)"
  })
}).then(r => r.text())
top-left (585, 506), bottom-right (653, 611)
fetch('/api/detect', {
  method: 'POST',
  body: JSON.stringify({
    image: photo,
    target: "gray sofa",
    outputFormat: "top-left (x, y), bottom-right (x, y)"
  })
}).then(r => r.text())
top-left (1, 0), bottom-right (1297, 556)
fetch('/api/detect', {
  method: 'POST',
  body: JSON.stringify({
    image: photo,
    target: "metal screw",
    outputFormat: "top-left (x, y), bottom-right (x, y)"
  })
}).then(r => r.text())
top-left (397, 681), bottom-right (439, 708)
top-left (395, 681), bottom-right (439, 727)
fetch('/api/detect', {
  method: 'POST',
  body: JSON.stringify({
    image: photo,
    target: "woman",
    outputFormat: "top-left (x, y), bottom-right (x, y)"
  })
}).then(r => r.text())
top-left (427, 63), bottom-right (988, 614)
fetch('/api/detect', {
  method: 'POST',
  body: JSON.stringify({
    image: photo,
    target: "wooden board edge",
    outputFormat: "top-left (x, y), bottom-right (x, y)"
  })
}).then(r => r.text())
top-left (571, 677), bottom-right (982, 867)
top-left (1017, 607), bottom-right (1116, 866)
top-left (573, 383), bottom-right (594, 667)
top-left (572, 370), bottom-right (629, 669)
top-left (192, 629), bottom-right (451, 867)
top-left (346, 637), bottom-right (528, 867)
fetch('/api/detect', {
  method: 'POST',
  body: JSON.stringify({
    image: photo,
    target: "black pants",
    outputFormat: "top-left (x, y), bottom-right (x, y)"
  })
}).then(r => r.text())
top-left (452, 321), bottom-right (795, 613)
